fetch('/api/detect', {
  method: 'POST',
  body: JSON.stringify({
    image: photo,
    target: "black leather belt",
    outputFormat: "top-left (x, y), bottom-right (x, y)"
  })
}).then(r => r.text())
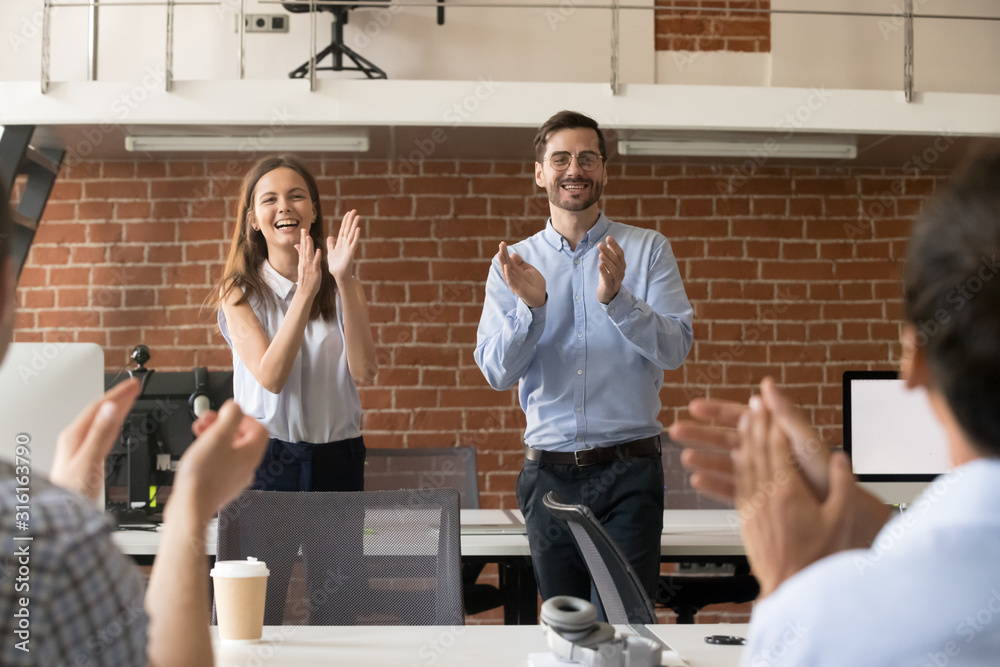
top-left (524, 435), bottom-right (661, 467)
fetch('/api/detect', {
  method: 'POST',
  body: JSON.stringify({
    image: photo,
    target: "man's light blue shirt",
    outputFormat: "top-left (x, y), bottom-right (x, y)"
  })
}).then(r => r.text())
top-left (743, 458), bottom-right (1000, 666)
top-left (475, 213), bottom-right (693, 451)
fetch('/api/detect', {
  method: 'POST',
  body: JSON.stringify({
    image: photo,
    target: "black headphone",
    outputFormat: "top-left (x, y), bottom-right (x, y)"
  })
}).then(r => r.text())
top-left (540, 596), bottom-right (662, 667)
top-left (188, 367), bottom-right (211, 419)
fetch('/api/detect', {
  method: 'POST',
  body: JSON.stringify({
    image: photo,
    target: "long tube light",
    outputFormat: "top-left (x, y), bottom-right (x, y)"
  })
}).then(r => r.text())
top-left (617, 138), bottom-right (857, 159)
top-left (124, 134), bottom-right (369, 152)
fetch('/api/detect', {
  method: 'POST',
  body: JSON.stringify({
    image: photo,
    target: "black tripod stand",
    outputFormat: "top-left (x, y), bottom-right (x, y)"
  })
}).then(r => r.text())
top-left (288, 7), bottom-right (387, 80)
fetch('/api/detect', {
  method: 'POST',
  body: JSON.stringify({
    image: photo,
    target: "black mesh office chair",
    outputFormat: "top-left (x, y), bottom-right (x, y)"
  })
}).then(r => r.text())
top-left (365, 447), bottom-right (505, 616)
top-left (542, 492), bottom-right (656, 625)
top-left (282, 1), bottom-right (388, 79)
top-left (216, 488), bottom-right (463, 625)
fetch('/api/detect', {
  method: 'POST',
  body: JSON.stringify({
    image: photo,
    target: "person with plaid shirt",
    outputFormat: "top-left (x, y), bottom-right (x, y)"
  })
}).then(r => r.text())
top-left (0, 185), bottom-right (270, 665)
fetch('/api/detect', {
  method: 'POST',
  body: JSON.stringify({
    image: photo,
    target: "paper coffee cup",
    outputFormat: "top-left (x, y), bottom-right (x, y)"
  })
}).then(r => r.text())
top-left (211, 557), bottom-right (270, 642)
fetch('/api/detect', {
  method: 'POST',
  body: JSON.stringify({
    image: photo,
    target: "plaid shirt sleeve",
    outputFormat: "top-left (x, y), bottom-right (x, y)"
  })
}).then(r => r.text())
top-left (0, 463), bottom-right (148, 667)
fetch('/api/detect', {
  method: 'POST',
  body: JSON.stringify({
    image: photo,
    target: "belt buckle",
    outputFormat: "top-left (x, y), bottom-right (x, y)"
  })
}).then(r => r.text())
top-left (574, 448), bottom-right (596, 467)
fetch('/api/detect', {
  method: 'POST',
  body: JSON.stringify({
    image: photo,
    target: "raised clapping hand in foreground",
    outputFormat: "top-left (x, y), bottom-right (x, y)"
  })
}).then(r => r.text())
top-left (497, 242), bottom-right (547, 309)
top-left (732, 382), bottom-right (857, 598)
top-left (668, 378), bottom-right (833, 504)
top-left (669, 378), bottom-right (895, 598)
top-left (178, 400), bottom-right (270, 522)
top-left (49, 377), bottom-right (142, 500)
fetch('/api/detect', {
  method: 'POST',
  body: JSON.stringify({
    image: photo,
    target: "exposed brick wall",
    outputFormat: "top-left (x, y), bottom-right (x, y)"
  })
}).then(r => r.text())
top-left (13, 154), bottom-right (945, 624)
top-left (14, 157), bottom-right (943, 514)
top-left (655, 0), bottom-right (771, 53)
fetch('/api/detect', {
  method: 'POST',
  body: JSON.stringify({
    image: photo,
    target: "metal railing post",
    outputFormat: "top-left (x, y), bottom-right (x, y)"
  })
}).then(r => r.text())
top-left (239, 0), bottom-right (246, 79)
top-left (610, 0), bottom-right (620, 95)
top-left (88, 0), bottom-right (99, 80)
top-left (41, 0), bottom-right (51, 94)
top-left (904, 0), bottom-right (914, 103)
top-left (166, 0), bottom-right (175, 90)
top-left (310, 0), bottom-right (318, 91)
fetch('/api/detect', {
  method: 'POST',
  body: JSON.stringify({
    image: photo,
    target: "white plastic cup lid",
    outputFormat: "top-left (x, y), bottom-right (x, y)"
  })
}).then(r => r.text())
top-left (210, 557), bottom-right (270, 578)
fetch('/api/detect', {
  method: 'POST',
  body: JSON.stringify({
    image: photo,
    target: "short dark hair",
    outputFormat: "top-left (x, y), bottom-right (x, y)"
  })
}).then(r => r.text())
top-left (534, 110), bottom-right (607, 163)
top-left (904, 146), bottom-right (1000, 457)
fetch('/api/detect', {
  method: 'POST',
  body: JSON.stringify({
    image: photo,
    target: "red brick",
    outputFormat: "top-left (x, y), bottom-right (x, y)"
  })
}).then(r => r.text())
top-left (166, 161), bottom-right (206, 177)
top-left (115, 201), bottom-right (152, 220)
top-left (102, 162), bottom-right (136, 179)
top-left (125, 222), bottom-right (175, 243)
top-left (761, 261), bottom-right (834, 281)
top-left (165, 265), bottom-right (208, 285)
top-left (789, 197), bottom-right (823, 217)
top-left (150, 178), bottom-right (206, 200)
top-left (85, 180), bottom-right (149, 200)
top-left (93, 265), bottom-right (162, 287)
top-left (178, 221), bottom-right (226, 241)
top-left (49, 181), bottom-right (82, 201)
top-left (731, 218), bottom-right (803, 238)
top-left (27, 246), bottom-right (70, 265)
top-left (822, 302), bottom-right (884, 320)
top-left (22, 290), bottom-right (54, 308)
top-left (37, 309), bottom-right (100, 328)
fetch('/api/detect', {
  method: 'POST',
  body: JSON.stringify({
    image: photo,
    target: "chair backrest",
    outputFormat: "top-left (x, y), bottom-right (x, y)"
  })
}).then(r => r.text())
top-left (365, 447), bottom-right (480, 509)
top-left (542, 491), bottom-right (656, 625)
top-left (216, 488), bottom-right (463, 625)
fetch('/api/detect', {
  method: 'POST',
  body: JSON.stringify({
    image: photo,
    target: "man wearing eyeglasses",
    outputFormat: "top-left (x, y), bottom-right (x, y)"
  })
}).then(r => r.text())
top-left (475, 110), bottom-right (693, 605)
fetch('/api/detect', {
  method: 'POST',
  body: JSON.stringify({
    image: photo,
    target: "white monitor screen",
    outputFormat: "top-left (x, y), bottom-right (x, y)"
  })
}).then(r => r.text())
top-left (844, 372), bottom-right (950, 478)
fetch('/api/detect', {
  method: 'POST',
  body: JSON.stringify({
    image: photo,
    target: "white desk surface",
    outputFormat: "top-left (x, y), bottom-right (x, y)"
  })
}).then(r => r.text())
top-left (113, 509), bottom-right (743, 557)
top-left (212, 624), bottom-right (749, 667)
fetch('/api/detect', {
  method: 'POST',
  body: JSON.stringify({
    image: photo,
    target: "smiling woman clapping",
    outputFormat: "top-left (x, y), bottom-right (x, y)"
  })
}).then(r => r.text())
top-left (211, 154), bottom-right (377, 493)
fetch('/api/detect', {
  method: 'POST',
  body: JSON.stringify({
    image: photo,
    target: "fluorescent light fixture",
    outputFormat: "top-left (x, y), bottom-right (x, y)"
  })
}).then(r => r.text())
top-left (124, 134), bottom-right (369, 153)
top-left (618, 137), bottom-right (857, 160)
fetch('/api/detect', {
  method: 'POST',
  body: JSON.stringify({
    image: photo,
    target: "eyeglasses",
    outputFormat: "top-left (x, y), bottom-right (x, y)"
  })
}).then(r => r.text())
top-left (543, 151), bottom-right (604, 172)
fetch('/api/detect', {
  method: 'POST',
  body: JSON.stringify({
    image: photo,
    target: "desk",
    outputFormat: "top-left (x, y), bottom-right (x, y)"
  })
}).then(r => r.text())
top-left (115, 510), bottom-right (743, 625)
top-left (112, 509), bottom-right (743, 557)
top-left (213, 624), bottom-right (749, 667)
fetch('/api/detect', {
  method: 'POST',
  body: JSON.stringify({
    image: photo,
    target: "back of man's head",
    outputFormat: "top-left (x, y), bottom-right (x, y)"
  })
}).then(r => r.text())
top-left (904, 147), bottom-right (1000, 457)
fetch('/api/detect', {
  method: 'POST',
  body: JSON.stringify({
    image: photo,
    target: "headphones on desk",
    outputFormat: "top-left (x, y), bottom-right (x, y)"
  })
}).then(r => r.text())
top-left (540, 596), bottom-right (662, 667)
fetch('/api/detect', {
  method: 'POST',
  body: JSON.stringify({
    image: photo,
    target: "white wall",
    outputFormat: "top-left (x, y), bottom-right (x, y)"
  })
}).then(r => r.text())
top-left (771, 0), bottom-right (1000, 94)
top-left (3, 0), bottom-right (999, 93)
top-left (1, 0), bottom-right (654, 84)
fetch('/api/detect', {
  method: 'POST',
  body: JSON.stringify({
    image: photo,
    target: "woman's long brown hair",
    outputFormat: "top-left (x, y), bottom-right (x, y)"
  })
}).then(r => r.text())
top-left (209, 154), bottom-right (337, 321)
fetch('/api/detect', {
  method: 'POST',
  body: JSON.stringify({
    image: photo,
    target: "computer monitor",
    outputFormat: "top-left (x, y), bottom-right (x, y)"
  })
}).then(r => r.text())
top-left (104, 368), bottom-right (234, 522)
top-left (842, 370), bottom-right (950, 505)
top-left (0, 343), bottom-right (105, 506)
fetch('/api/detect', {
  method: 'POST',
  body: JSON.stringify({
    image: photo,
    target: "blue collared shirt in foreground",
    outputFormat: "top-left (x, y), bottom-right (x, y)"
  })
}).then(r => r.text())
top-left (475, 213), bottom-right (693, 451)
